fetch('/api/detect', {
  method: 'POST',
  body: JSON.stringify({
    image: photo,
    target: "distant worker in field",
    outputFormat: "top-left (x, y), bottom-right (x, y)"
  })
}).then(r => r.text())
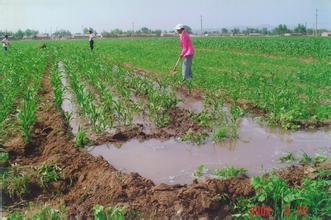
top-left (88, 30), bottom-right (95, 51)
top-left (172, 24), bottom-right (195, 80)
top-left (2, 35), bottom-right (9, 53)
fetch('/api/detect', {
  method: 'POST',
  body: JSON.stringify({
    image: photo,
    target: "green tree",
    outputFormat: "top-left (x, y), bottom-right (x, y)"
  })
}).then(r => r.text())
top-left (153, 29), bottom-right (162, 36)
top-left (261, 27), bottom-right (270, 35)
top-left (294, 24), bottom-right (307, 34)
top-left (231, 28), bottom-right (240, 35)
top-left (306, 28), bottom-right (314, 35)
top-left (25, 29), bottom-right (39, 37)
top-left (183, 25), bottom-right (193, 34)
top-left (53, 29), bottom-right (72, 37)
top-left (221, 28), bottom-right (228, 34)
top-left (141, 27), bottom-right (151, 34)
top-left (272, 24), bottom-right (288, 35)
top-left (15, 29), bottom-right (24, 39)
top-left (101, 31), bottom-right (110, 35)
top-left (111, 29), bottom-right (123, 34)
top-left (83, 27), bottom-right (95, 34)
top-left (0, 31), bottom-right (13, 37)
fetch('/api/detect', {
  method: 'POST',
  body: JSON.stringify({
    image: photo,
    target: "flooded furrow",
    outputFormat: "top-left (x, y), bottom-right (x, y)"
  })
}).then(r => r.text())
top-left (59, 64), bottom-right (331, 185)
top-left (88, 117), bottom-right (331, 184)
top-left (58, 62), bottom-right (88, 135)
top-left (176, 91), bottom-right (204, 113)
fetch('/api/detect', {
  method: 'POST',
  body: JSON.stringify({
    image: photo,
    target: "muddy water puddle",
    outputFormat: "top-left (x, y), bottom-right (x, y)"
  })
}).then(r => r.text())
top-left (60, 63), bottom-right (331, 185)
top-left (88, 117), bottom-right (331, 184)
top-left (176, 91), bottom-right (204, 112)
top-left (59, 62), bottom-right (86, 135)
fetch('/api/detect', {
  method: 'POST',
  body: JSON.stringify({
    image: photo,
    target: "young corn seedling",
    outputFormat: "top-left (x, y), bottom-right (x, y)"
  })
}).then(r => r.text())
top-left (37, 163), bottom-right (62, 187)
top-left (93, 204), bottom-right (127, 220)
top-left (279, 152), bottom-right (296, 162)
top-left (299, 151), bottom-right (314, 164)
top-left (214, 166), bottom-right (247, 179)
top-left (212, 127), bottom-right (228, 141)
top-left (50, 67), bottom-right (64, 110)
top-left (17, 89), bottom-right (38, 143)
top-left (75, 127), bottom-right (90, 148)
top-left (2, 164), bottom-right (31, 200)
top-left (193, 164), bottom-right (205, 177)
top-left (181, 129), bottom-right (208, 145)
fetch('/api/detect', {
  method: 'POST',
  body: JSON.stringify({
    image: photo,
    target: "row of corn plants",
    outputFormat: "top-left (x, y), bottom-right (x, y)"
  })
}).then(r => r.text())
top-left (63, 60), bottom-right (109, 133)
top-left (0, 45), bottom-right (48, 143)
top-left (70, 53), bottom-right (136, 127)
top-left (51, 42), bottom-right (239, 142)
top-left (0, 49), bottom-right (35, 140)
top-left (57, 45), bottom-right (178, 129)
top-left (90, 37), bottom-right (331, 129)
top-left (60, 51), bottom-right (133, 129)
top-left (96, 51), bottom-right (237, 139)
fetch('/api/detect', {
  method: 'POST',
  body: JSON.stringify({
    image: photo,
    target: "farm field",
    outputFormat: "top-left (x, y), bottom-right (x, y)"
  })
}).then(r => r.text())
top-left (1, 37), bottom-right (331, 219)
top-left (96, 36), bottom-right (331, 129)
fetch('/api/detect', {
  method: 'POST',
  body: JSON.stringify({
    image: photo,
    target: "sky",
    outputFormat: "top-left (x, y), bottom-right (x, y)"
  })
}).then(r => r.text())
top-left (0, 0), bottom-right (330, 33)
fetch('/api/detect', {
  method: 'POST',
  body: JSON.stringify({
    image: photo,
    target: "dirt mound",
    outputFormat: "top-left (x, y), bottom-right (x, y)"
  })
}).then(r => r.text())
top-left (161, 107), bottom-right (205, 137)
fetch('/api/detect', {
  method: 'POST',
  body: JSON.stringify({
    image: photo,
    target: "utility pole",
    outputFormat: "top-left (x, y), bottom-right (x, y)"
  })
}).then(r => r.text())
top-left (200, 15), bottom-right (203, 35)
top-left (315, 8), bottom-right (318, 36)
top-left (132, 22), bottom-right (135, 33)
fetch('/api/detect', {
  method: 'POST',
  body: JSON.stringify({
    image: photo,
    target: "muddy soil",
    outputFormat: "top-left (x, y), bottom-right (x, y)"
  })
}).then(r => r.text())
top-left (3, 65), bottom-right (330, 219)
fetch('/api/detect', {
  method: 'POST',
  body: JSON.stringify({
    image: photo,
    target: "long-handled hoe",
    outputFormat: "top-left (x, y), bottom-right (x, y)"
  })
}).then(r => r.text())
top-left (170, 57), bottom-right (181, 75)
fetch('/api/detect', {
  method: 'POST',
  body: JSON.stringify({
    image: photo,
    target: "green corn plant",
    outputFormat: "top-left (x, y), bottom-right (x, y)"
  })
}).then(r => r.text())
top-left (17, 89), bottom-right (38, 143)
top-left (193, 164), bottom-right (205, 177)
top-left (2, 164), bottom-right (31, 200)
top-left (181, 129), bottom-right (208, 144)
top-left (37, 163), bottom-right (61, 187)
top-left (212, 127), bottom-right (228, 141)
top-left (214, 166), bottom-right (247, 179)
top-left (75, 127), bottom-right (90, 148)
top-left (93, 204), bottom-right (126, 220)
top-left (279, 152), bottom-right (296, 162)
top-left (50, 67), bottom-right (64, 110)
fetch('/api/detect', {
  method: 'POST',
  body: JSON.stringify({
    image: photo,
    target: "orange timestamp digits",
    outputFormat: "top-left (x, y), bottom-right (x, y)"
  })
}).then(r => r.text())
top-left (250, 205), bottom-right (308, 217)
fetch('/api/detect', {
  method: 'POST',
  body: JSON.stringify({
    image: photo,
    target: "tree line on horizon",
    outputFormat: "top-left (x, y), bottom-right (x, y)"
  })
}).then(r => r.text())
top-left (0, 24), bottom-right (329, 39)
top-left (221, 24), bottom-right (328, 35)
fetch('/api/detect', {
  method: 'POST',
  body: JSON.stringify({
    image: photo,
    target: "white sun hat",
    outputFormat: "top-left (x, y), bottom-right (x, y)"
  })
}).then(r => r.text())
top-left (175, 24), bottom-right (185, 30)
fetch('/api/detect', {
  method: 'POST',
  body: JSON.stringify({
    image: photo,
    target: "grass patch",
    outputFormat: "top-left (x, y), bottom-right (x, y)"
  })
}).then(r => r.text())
top-left (193, 164), bottom-right (205, 177)
top-left (75, 126), bottom-right (90, 148)
top-left (214, 166), bottom-right (247, 179)
top-left (1, 164), bottom-right (31, 199)
top-left (212, 127), bottom-right (228, 141)
top-left (232, 175), bottom-right (331, 219)
top-left (181, 129), bottom-right (208, 145)
top-left (37, 163), bottom-right (61, 187)
top-left (93, 204), bottom-right (127, 220)
top-left (279, 152), bottom-right (296, 162)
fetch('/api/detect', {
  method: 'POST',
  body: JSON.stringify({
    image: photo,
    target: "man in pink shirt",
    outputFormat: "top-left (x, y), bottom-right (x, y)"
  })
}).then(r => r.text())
top-left (173, 24), bottom-right (195, 80)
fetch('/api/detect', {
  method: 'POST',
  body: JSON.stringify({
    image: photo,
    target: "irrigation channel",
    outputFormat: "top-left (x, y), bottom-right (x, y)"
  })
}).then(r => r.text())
top-left (59, 62), bottom-right (331, 185)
